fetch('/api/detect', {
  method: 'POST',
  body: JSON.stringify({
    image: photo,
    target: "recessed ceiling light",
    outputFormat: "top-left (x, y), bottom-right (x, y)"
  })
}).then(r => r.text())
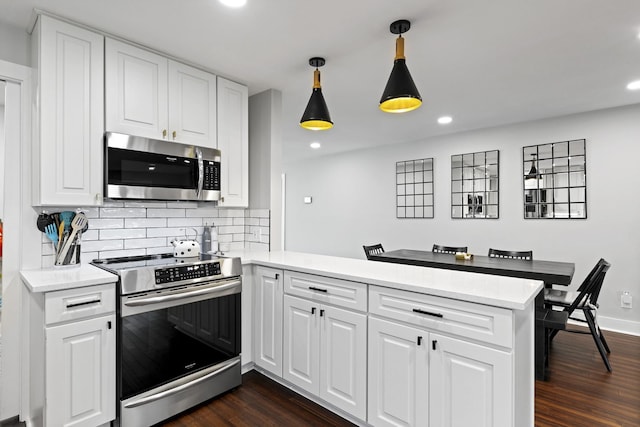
top-left (627, 80), bottom-right (640, 90)
top-left (437, 116), bottom-right (453, 124)
top-left (310, 142), bottom-right (321, 149)
top-left (219, 0), bottom-right (246, 7)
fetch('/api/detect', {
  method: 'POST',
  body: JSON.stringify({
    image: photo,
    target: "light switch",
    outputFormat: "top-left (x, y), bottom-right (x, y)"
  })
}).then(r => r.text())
top-left (304, 196), bottom-right (312, 204)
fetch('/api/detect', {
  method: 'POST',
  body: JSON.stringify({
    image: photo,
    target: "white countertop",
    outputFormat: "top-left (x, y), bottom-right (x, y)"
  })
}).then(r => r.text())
top-left (227, 250), bottom-right (543, 310)
top-left (21, 264), bottom-right (118, 293)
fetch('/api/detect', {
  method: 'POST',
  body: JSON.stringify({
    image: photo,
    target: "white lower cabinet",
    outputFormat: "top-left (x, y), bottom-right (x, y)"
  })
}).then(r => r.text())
top-left (45, 315), bottom-right (115, 427)
top-left (283, 295), bottom-right (367, 420)
top-left (368, 285), bottom-right (514, 427)
top-left (368, 316), bottom-right (429, 427)
top-left (253, 266), bottom-right (283, 376)
top-left (429, 333), bottom-right (512, 427)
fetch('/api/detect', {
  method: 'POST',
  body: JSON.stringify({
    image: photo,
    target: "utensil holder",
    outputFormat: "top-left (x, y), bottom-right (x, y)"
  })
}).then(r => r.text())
top-left (53, 233), bottom-right (82, 267)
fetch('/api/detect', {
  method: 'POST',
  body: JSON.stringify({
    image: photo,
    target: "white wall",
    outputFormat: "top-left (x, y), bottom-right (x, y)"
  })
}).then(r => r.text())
top-left (283, 103), bottom-right (640, 334)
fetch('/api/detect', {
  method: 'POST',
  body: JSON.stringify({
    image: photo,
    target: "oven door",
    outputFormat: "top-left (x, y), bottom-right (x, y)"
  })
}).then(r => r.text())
top-left (118, 278), bottom-right (241, 426)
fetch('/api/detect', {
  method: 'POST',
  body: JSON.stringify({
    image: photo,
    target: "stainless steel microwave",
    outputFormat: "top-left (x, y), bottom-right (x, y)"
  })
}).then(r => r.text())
top-left (105, 132), bottom-right (221, 201)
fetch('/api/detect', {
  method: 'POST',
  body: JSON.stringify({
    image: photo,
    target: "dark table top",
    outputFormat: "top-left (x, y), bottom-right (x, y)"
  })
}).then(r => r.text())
top-left (369, 249), bottom-right (575, 285)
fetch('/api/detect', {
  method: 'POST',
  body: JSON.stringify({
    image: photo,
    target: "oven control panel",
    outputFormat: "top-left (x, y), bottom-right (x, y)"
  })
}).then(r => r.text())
top-left (154, 262), bottom-right (221, 284)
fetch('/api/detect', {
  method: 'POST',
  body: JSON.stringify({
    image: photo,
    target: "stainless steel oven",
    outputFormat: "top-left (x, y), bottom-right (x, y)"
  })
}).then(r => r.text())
top-left (91, 254), bottom-right (242, 427)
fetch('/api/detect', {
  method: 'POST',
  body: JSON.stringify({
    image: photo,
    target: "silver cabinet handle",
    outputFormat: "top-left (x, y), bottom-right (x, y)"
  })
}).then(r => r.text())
top-left (124, 279), bottom-right (241, 307)
top-left (124, 358), bottom-right (240, 408)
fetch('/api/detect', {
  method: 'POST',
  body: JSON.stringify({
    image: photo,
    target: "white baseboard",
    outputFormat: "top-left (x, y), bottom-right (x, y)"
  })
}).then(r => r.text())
top-left (598, 315), bottom-right (640, 336)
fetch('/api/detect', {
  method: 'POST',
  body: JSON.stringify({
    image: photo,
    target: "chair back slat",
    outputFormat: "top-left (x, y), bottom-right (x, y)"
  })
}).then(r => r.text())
top-left (363, 244), bottom-right (384, 260)
top-left (432, 244), bottom-right (468, 254)
top-left (488, 248), bottom-right (533, 260)
top-left (566, 259), bottom-right (610, 314)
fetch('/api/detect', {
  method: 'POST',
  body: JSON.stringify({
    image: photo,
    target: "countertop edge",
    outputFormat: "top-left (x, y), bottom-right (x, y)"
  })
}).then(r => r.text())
top-left (21, 264), bottom-right (119, 293)
top-left (232, 251), bottom-right (543, 310)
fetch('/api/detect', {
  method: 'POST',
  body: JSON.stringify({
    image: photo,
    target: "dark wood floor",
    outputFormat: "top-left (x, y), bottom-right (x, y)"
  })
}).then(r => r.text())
top-left (161, 327), bottom-right (639, 427)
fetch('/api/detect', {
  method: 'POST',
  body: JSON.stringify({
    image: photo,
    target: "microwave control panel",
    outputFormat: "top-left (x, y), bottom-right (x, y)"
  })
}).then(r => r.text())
top-left (203, 161), bottom-right (220, 191)
top-left (155, 261), bottom-right (222, 284)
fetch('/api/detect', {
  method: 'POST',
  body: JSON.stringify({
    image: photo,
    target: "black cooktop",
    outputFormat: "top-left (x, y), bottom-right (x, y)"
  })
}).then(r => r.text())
top-left (91, 253), bottom-right (223, 271)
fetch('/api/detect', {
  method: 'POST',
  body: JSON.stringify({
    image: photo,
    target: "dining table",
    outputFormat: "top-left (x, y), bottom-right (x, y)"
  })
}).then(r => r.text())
top-left (368, 249), bottom-right (576, 381)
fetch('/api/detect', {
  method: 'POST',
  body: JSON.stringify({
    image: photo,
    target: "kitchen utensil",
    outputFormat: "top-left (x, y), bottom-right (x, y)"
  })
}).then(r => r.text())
top-left (36, 212), bottom-right (54, 232)
top-left (60, 211), bottom-right (75, 232)
top-left (58, 221), bottom-right (65, 243)
top-left (55, 213), bottom-right (87, 265)
top-left (44, 223), bottom-right (59, 248)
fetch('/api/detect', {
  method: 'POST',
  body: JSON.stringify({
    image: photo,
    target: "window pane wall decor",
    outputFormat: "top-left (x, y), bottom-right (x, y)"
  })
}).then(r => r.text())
top-left (396, 158), bottom-right (434, 218)
top-left (451, 150), bottom-right (499, 219)
top-left (523, 139), bottom-right (587, 219)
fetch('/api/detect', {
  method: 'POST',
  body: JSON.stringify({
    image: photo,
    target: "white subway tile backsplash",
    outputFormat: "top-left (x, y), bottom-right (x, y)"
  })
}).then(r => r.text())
top-left (90, 218), bottom-right (125, 229)
top-left (100, 228), bottom-right (147, 240)
top-left (147, 208), bottom-right (186, 218)
top-left (41, 205), bottom-right (270, 264)
top-left (83, 239), bottom-right (124, 252)
top-left (125, 237), bottom-right (167, 249)
top-left (147, 227), bottom-right (188, 238)
top-left (125, 218), bottom-right (167, 228)
top-left (167, 218), bottom-right (204, 227)
top-left (185, 208), bottom-right (219, 218)
top-left (100, 207), bottom-right (147, 218)
top-left (124, 201), bottom-right (167, 208)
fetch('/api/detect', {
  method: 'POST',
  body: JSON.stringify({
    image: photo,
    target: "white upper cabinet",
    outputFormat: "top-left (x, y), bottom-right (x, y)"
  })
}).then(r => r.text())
top-left (217, 77), bottom-right (249, 207)
top-left (32, 15), bottom-right (104, 206)
top-left (105, 38), bottom-right (217, 148)
top-left (168, 61), bottom-right (217, 146)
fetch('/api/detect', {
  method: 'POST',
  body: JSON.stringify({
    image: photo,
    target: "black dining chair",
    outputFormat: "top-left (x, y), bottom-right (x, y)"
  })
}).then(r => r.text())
top-left (488, 248), bottom-right (533, 260)
top-left (432, 244), bottom-right (467, 254)
top-left (363, 244), bottom-right (384, 260)
top-left (544, 258), bottom-right (612, 371)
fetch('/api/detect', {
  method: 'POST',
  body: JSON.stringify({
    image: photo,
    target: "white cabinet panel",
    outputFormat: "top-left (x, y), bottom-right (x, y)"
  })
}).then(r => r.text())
top-left (368, 316), bottom-right (429, 427)
top-left (319, 305), bottom-right (367, 420)
top-left (45, 315), bottom-right (115, 427)
top-left (217, 77), bottom-right (248, 207)
top-left (253, 266), bottom-right (283, 376)
top-left (429, 333), bottom-right (513, 427)
top-left (283, 295), bottom-right (318, 392)
top-left (33, 15), bottom-right (104, 206)
top-left (168, 61), bottom-right (217, 147)
top-left (105, 38), bottom-right (168, 140)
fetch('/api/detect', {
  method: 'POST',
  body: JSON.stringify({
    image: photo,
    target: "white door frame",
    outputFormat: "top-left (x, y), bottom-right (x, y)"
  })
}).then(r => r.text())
top-left (0, 58), bottom-right (39, 422)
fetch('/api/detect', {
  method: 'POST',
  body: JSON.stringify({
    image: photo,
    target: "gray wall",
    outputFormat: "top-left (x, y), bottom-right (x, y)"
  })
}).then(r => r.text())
top-left (283, 103), bottom-right (640, 334)
top-left (0, 23), bottom-right (30, 67)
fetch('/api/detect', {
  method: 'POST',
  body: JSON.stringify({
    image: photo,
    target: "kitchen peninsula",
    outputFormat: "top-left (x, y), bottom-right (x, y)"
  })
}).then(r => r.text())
top-left (237, 250), bottom-right (542, 427)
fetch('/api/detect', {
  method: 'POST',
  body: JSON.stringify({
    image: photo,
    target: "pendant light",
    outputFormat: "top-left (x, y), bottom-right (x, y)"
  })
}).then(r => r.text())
top-left (380, 19), bottom-right (422, 113)
top-left (525, 154), bottom-right (539, 180)
top-left (300, 57), bottom-right (333, 130)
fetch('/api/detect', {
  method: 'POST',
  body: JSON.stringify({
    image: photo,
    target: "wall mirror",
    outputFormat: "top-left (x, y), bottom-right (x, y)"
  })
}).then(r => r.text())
top-left (451, 150), bottom-right (499, 219)
top-left (396, 158), bottom-right (434, 218)
top-left (523, 139), bottom-right (586, 219)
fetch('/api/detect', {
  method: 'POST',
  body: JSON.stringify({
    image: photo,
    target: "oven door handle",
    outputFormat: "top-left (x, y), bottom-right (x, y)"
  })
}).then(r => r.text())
top-left (123, 357), bottom-right (240, 409)
top-left (124, 279), bottom-right (241, 307)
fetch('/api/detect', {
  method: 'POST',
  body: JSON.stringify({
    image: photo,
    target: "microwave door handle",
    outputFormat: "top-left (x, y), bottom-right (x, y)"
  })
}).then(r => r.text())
top-left (196, 148), bottom-right (204, 198)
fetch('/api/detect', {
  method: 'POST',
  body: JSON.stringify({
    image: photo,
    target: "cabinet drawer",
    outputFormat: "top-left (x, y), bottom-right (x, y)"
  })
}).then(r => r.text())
top-left (369, 285), bottom-right (512, 348)
top-left (284, 271), bottom-right (367, 312)
top-left (45, 283), bottom-right (116, 325)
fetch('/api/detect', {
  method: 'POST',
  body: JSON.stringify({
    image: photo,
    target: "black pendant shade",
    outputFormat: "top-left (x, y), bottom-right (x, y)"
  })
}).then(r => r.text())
top-left (380, 20), bottom-right (422, 113)
top-left (300, 57), bottom-right (333, 130)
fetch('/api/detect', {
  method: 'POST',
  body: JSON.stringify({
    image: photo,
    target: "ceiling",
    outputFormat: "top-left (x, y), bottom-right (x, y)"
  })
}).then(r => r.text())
top-left (1, 0), bottom-right (640, 162)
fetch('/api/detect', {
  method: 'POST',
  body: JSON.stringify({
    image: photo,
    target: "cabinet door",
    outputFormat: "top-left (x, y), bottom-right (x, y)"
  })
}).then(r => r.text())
top-left (168, 60), bottom-right (217, 148)
top-left (283, 295), bottom-right (319, 394)
top-left (45, 315), bottom-right (115, 427)
top-left (429, 333), bottom-right (512, 427)
top-left (253, 266), bottom-right (283, 376)
top-left (368, 317), bottom-right (429, 427)
top-left (36, 15), bottom-right (104, 206)
top-left (217, 77), bottom-right (249, 207)
top-left (320, 305), bottom-right (367, 420)
top-left (105, 38), bottom-right (168, 140)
